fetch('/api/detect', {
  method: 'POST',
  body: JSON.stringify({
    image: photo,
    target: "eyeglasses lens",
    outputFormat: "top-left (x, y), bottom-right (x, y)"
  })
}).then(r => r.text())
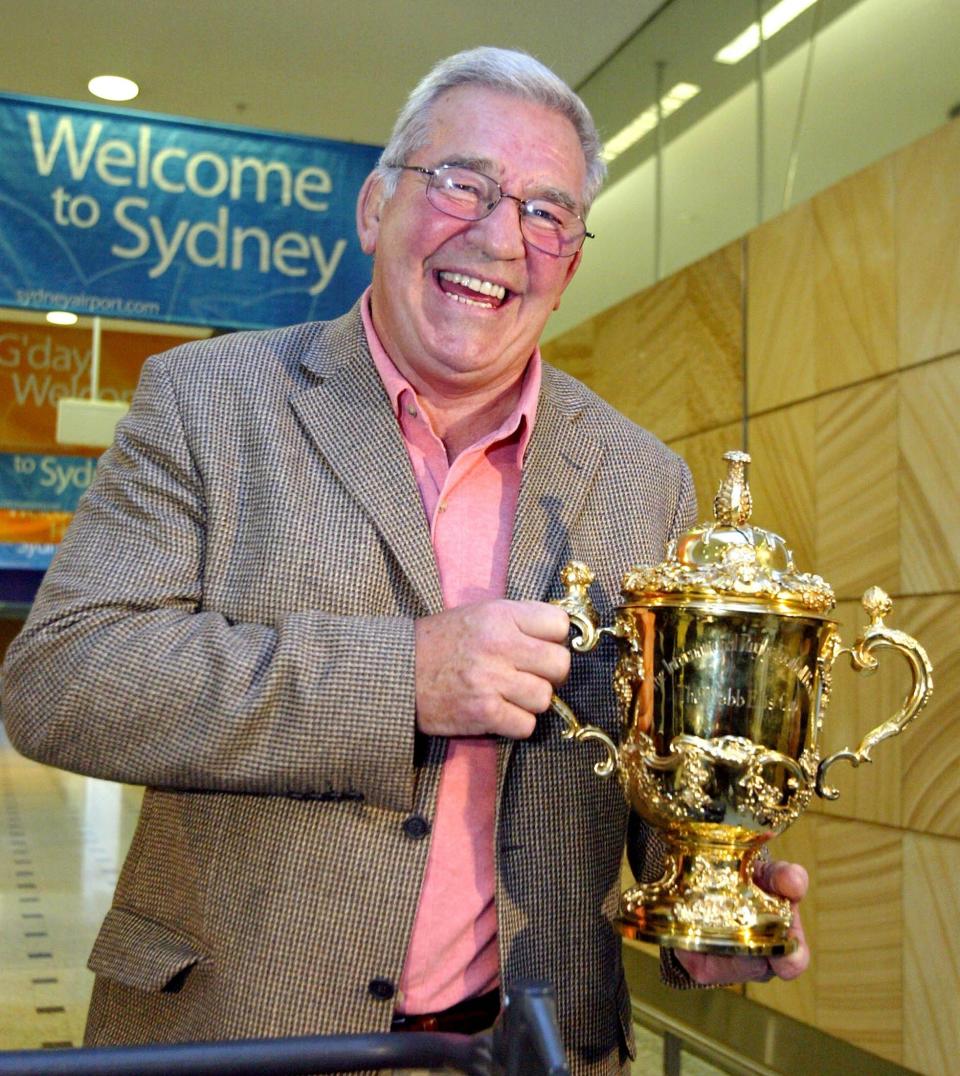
top-left (425, 166), bottom-right (585, 256)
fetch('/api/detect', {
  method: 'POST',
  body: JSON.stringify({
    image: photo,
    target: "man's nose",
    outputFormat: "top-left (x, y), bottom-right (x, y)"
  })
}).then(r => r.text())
top-left (469, 195), bottom-right (526, 258)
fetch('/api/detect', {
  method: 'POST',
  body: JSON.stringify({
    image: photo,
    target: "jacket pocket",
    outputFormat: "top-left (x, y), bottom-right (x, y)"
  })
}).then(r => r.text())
top-left (88, 906), bottom-right (205, 992)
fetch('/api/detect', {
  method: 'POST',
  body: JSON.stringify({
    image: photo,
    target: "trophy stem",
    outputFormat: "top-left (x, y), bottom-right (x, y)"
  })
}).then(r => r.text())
top-left (617, 828), bottom-right (798, 957)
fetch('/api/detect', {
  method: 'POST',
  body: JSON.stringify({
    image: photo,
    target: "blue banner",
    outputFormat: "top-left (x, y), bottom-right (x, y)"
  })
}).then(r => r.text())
top-left (0, 542), bottom-right (55, 572)
top-left (0, 451), bottom-right (97, 512)
top-left (0, 93), bottom-right (381, 330)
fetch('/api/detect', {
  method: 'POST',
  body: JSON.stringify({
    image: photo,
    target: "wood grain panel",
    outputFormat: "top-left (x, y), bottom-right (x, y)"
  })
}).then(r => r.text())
top-left (897, 596), bottom-right (960, 840)
top-left (903, 833), bottom-right (960, 1074)
top-left (895, 119), bottom-right (960, 366)
top-left (680, 244), bottom-right (744, 440)
top-left (744, 401), bottom-right (817, 573)
top-left (814, 820), bottom-right (903, 1063)
top-left (669, 421), bottom-right (743, 524)
top-left (812, 159), bottom-right (898, 393)
top-left (815, 378), bottom-right (899, 599)
top-left (747, 202), bottom-right (816, 413)
top-left (543, 243), bottom-right (743, 442)
top-left (898, 357), bottom-right (960, 593)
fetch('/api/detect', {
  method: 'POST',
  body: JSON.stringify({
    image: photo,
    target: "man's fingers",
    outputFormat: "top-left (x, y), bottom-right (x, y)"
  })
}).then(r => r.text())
top-left (512, 635), bottom-right (571, 687)
top-left (486, 701), bottom-right (538, 740)
top-left (414, 600), bottom-right (572, 737)
top-left (770, 906), bottom-right (810, 980)
top-left (755, 859), bottom-right (809, 902)
top-left (510, 600), bottom-right (571, 643)
top-left (501, 670), bottom-right (558, 717)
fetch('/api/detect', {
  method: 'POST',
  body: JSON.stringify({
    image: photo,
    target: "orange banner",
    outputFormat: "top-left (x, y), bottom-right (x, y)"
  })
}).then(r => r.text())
top-left (0, 314), bottom-right (206, 546)
top-left (0, 321), bottom-right (199, 455)
top-left (0, 508), bottom-right (73, 544)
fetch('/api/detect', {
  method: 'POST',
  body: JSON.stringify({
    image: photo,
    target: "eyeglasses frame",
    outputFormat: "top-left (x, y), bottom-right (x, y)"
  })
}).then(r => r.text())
top-left (391, 163), bottom-right (595, 258)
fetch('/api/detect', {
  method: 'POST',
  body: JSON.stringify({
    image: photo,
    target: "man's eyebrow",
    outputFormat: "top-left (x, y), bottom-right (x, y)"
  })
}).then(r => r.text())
top-left (433, 157), bottom-right (581, 214)
top-left (533, 187), bottom-right (579, 214)
top-left (434, 154), bottom-right (497, 173)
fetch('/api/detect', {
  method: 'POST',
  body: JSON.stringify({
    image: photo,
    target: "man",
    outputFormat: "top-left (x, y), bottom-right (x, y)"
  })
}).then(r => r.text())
top-left (1, 47), bottom-right (807, 1075)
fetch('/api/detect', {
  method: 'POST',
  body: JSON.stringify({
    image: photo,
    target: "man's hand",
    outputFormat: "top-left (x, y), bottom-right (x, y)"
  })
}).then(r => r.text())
top-left (414, 600), bottom-right (571, 739)
top-left (674, 860), bottom-right (810, 984)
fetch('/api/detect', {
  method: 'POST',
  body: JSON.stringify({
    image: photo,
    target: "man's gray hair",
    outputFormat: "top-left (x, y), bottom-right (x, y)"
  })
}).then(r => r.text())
top-left (376, 46), bottom-right (606, 212)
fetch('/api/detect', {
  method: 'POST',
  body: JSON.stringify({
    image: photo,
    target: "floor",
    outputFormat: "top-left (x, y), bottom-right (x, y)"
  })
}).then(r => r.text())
top-left (0, 727), bottom-right (142, 1049)
top-left (0, 728), bottom-right (725, 1073)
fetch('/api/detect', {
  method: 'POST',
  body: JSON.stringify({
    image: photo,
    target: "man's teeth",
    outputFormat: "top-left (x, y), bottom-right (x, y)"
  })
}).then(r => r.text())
top-left (438, 271), bottom-right (506, 300)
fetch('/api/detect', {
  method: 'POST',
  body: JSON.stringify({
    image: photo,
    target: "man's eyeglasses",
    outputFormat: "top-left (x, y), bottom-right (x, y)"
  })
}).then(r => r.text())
top-left (392, 164), bottom-right (594, 258)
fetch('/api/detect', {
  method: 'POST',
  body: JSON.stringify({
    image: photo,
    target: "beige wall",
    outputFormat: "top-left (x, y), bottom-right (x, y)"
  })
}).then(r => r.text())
top-left (544, 118), bottom-right (960, 1073)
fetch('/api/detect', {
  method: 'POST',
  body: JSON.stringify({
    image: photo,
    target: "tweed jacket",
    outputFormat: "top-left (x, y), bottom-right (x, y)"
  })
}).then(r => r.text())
top-left (1, 303), bottom-right (695, 1075)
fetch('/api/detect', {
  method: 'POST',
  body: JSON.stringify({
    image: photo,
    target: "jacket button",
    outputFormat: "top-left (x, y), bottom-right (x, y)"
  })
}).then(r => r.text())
top-left (368, 977), bottom-right (395, 1001)
top-left (402, 815), bottom-right (430, 840)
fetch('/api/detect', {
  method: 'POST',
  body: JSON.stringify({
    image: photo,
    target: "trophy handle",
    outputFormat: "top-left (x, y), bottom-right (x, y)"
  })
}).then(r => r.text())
top-left (550, 560), bottom-right (621, 779)
top-left (816, 587), bottom-right (934, 800)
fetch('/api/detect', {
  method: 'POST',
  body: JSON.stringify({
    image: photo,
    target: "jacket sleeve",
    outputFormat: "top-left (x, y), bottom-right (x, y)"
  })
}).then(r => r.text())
top-left (0, 354), bottom-right (419, 812)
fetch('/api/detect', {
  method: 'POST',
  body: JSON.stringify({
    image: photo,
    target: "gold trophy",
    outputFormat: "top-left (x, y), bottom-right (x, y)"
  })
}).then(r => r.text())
top-left (552, 451), bottom-right (933, 957)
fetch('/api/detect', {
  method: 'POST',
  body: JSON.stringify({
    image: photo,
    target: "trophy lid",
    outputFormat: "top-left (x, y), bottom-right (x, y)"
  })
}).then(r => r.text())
top-left (622, 450), bottom-right (835, 615)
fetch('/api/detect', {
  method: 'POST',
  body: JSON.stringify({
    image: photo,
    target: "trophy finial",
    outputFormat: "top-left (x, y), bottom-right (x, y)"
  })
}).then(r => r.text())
top-left (713, 450), bottom-right (753, 526)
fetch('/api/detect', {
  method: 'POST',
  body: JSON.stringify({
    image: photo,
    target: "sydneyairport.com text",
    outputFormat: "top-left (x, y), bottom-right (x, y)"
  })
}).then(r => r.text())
top-left (15, 289), bottom-right (160, 318)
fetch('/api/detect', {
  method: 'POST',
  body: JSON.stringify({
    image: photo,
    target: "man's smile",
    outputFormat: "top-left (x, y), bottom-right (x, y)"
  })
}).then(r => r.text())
top-left (436, 270), bottom-right (510, 309)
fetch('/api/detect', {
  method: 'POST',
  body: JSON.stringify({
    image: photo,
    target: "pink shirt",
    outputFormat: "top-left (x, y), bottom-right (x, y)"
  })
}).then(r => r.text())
top-left (361, 291), bottom-right (540, 1013)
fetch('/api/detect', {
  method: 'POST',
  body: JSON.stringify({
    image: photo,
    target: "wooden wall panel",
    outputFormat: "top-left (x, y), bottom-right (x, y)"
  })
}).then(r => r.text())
top-left (668, 420), bottom-right (743, 522)
top-left (902, 833), bottom-right (960, 1074)
top-left (543, 243), bottom-right (743, 443)
top-left (815, 378), bottom-right (899, 599)
top-left (895, 119), bottom-right (960, 367)
top-left (811, 159), bottom-right (898, 394)
top-left (747, 201), bottom-right (816, 413)
top-left (747, 158), bottom-right (898, 414)
top-left (814, 820), bottom-right (903, 1064)
top-left (743, 401), bottom-right (817, 573)
top-left (898, 357), bottom-right (960, 594)
top-left (898, 596), bottom-right (960, 840)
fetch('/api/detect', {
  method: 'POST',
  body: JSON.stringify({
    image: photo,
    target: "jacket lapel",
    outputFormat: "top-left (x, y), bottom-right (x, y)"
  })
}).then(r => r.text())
top-left (506, 365), bottom-right (602, 605)
top-left (290, 309), bottom-right (444, 616)
top-left (498, 364), bottom-right (603, 786)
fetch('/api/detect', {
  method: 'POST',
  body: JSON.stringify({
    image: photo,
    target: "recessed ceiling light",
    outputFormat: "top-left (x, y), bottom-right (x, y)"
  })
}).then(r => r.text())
top-left (715, 0), bottom-right (819, 64)
top-left (602, 83), bottom-right (701, 163)
top-left (46, 311), bottom-right (78, 326)
top-left (88, 75), bottom-right (140, 102)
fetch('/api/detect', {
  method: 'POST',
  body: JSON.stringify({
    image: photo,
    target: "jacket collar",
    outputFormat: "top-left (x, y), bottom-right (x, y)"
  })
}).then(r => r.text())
top-left (291, 304), bottom-right (603, 611)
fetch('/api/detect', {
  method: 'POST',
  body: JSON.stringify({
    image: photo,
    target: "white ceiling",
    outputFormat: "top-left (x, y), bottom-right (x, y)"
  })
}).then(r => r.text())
top-left (0, 0), bottom-right (667, 146)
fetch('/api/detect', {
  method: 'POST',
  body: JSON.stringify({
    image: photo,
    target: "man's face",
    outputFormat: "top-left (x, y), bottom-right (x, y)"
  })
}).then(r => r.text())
top-left (357, 85), bottom-right (587, 397)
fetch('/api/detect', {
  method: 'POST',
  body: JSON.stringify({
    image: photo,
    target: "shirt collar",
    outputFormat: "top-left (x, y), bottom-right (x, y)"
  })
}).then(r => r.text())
top-left (360, 286), bottom-right (540, 456)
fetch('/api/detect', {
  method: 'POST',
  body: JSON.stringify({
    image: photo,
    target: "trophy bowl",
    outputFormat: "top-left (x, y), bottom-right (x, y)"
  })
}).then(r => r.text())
top-left (552, 451), bottom-right (933, 957)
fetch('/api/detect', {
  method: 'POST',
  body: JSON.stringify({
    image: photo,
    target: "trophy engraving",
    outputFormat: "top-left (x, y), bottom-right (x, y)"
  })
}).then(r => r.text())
top-left (551, 451), bottom-right (933, 957)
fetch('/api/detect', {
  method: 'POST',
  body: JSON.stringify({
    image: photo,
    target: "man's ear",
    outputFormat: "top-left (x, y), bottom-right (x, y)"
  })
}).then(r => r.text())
top-left (356, 172), bottom-right (385, 255)
top-left (552, 249), bottom-right (582, 311)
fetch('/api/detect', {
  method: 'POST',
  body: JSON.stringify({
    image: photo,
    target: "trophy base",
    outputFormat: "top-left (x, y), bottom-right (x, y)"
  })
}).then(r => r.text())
top-left (616, 916), bottom-right (798, 958)
top-left (616, 831), bottom-right (798, 958)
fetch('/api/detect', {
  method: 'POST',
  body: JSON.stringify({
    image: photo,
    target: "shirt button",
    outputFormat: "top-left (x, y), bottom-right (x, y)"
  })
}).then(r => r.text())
top-left (402, 815), bottom-right (430, 840)
top-left (438, 501), bottom-right (448, 512)
top-left (406, 404), bottom-right (418, 417)
top-left (368, 977), bottom-right (396, 1001)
